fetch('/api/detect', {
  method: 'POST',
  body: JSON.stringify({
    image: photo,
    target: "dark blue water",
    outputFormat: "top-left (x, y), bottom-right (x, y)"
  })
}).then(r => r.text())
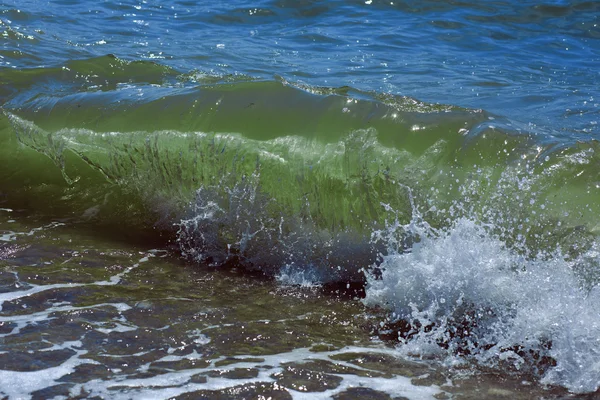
top-left (2, 0), bottom-right (599, 138)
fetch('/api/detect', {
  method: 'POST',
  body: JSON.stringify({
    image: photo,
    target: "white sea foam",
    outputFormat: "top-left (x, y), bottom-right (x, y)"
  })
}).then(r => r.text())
top-left (363, 215), bottom-right (600, 393)
top-left (0, 231), bottom-right (17, 241)
top-left (0, 221), bottom-right (65, 242)
top-left (70, 346), bottom-right (441, 400)
top-left (0, 252), bottom-right (152, 311)
top-left (0, 302), bottom-right (132, 337)
top-left (0, 282), bottom-right (85, 311)
top-left (0, 342), bottom-right (91, 399)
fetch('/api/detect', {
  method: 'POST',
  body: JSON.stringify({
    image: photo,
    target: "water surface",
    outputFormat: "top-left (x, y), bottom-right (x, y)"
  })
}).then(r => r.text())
top-left (1, 0), bottom-right (600, 398)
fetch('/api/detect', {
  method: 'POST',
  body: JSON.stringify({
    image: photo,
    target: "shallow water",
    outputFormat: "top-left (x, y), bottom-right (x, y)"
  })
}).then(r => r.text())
top-left (0, 208), bottom-right (589, 399)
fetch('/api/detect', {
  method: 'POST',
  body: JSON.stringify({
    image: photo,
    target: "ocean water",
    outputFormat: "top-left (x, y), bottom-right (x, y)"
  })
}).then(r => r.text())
top-left (1, 0), bottom-right (600, 398)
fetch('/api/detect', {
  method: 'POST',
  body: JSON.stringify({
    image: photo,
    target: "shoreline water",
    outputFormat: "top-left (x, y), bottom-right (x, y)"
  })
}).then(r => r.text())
top-left (1, 207), bottom-right (595, 399)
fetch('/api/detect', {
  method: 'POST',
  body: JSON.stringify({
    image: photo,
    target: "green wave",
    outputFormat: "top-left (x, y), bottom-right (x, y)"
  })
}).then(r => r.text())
top-left (1, 56), bottom-right (599, 275)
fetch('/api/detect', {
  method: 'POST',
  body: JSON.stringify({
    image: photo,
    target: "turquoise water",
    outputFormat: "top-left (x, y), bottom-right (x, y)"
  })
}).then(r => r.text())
top-left (1, 0), bottom-right (600, 398)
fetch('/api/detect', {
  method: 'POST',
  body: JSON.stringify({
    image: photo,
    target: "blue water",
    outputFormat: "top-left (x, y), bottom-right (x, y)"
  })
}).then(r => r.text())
top-left (2, 0), bottom-right (599, 138)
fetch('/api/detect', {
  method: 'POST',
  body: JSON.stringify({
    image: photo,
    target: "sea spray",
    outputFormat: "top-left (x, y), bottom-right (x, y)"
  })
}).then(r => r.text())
top-left (363, 187), bottom-right (600, 394)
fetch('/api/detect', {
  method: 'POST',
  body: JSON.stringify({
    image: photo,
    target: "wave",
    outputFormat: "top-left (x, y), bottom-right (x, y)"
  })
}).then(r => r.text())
top-left (2, 56), bottom-right (600, 393)
top-left (2, 57), bottom-right (600, 267)
top-left (2, 69), bottom-right (599, 260)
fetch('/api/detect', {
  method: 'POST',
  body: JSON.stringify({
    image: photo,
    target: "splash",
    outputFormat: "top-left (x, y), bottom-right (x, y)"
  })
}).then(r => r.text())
top-left (177, 172), bottom-right (377, 282)
top-left (363, 189), bottom-right (600, 394)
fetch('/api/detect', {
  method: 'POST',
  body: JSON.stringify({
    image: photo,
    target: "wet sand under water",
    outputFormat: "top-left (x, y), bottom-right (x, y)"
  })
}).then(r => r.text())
top-left (0, 207), bottom-right (588, 399)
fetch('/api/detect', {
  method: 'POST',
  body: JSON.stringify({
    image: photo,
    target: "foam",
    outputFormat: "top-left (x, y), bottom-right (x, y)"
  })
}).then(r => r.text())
top-left (0, 282), bottom-right (86, 311)
top-left (71, 346), bottom-right (442, 400)
top-left (0, 252), bottom-right (152, 311)
top-left (0, 221), bottom-right (65, 242)
top-left (0, 231), bottom-right (16, 242)
top-left (363, 216), bottom-right (600, 393)
top-left (0, 342), bottom-right (91, 399)
top-left (0, 302), bottom-right (132, 337)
